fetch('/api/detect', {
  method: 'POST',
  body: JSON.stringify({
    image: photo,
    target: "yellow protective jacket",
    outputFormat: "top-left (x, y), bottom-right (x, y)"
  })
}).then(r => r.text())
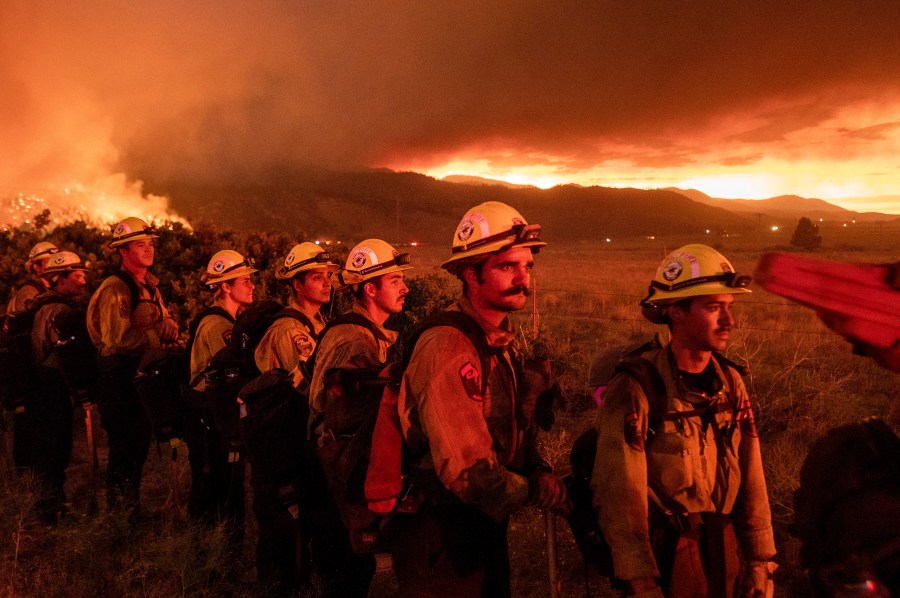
top-left (87, 271), bottom-right (170, 357)
top-left (397, 297), bottom-right (541, 523)
top-left (308, 303), bottom-right (397, 434)
top-left (591, 346), bottom-right (776, 581)
top-left (254, 302), bottom-right (326, 389)
top-left (189, 304), bottom-right (234, 391)
top-left (30, 291), bottom-right (73, 367)
top-left (7, 277), bottom-right (48, 313)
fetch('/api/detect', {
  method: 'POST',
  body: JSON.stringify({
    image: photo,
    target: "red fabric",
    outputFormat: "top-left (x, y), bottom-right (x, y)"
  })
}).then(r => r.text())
top-left (365, 386), bottom-right (402, 512)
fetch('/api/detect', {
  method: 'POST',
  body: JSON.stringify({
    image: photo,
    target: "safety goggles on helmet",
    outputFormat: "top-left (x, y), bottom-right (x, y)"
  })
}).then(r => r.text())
top-left (650, 271), bottom-right (752, 294)
top-left (26, 242), bottom-right (60, 267)
top-left (450, 223), bottom-right (542, 255)
top-left (279, 251), bottom-right (335, 277)
top-left (355, 252), bottom-right (411, 277)
top-left (42, 251), bottom-right (90, 277)
top-left (218, 256), bottom-right (255, 277)
top-left (108, 217), bottom-right (160, 249)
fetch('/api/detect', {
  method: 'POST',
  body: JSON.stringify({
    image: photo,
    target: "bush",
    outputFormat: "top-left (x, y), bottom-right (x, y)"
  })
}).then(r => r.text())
top-left (790, 217), bottom-right (822, 250)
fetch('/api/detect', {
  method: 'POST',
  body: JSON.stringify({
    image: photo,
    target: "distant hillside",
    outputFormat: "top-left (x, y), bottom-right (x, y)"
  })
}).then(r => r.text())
top-left (664, 188), bottom-right (891, 222)
top-left (442, 175), bottom-right (537, 189)
top-left (157, 169), bottom-right (755, 245)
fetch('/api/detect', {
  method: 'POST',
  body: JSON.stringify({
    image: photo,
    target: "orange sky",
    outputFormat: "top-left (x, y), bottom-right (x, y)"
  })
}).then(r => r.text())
top-left (2, 1), bottom-right (900, 222)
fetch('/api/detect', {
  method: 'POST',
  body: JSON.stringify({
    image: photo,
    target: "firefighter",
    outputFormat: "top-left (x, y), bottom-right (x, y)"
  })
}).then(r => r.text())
top-left (185, 250), bottom-right (256, 524)
top-left (592, 244), bottom-right (776, 597)
top-left (6, 241), bottom-right (59, 471)
top-left (87, 217), bottom-right (179, 516)
top-left (255, 242), bottom-right (339, 392)
top-left (7, 241), bottom-right (58, 313)
top-left (393, 201), bottom-right (569, 597)
top-left (307, 238), bottom-right (412, 597)
top-left (250, 242), bottom-right (339, 594)
top-left (29, 251), bottom-right (89, 522)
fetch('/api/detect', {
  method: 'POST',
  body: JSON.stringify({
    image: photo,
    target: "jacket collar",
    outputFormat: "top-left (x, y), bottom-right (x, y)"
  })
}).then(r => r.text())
top-left (456, 295), bottom-right (517, 349)
top-left (351, 302), bottom-right (398, 344)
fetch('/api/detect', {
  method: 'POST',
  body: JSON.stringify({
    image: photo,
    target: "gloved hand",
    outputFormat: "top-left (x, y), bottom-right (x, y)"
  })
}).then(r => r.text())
top-left (528, 470), bottom-right (572, 514)
top-left (740, 560), bottom-right (777, 598)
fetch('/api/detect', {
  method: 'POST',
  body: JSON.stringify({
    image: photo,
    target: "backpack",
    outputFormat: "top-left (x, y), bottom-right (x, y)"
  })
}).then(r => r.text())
top-left (0, 294), bottom-right (71, 411)
top-left (237, 369), bottom-right (310, 508)
top-left (314, 310), bottom-right (496, 553)
top-left (184, 306), bottom-right (234, 387)
top-left (563, 339), bottom-right (746, 579)
top-left (202, 299), bottom-right (285, 450)
top-left (52, 306), bottom-right (100, 401)
top-left (794, 418), bottom-right (900, 596)
top-left (134, 347), bottom-right (188, 442)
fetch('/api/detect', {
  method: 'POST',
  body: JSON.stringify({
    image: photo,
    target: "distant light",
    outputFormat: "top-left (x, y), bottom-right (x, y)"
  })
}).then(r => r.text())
top-left (705, 229), bottom-right (710, 234)
top-left (852, 219), bottom-right (856, 223)
top-left (771, 226), bottom-right (779, 232)
top-left (314, 240), bottom-right (320, 245)
top-left (410, 241), bottom-right (418, 246)
top-left (325, 241), bottom-right (331, 245)
top-left (605, 238), bottom-right (612, 243)
top-left (819, 218), bottom-right (823, 222)
top-left (843, 223), bottom-right (847, 227)
top-left (647, 235), bottom-right (655, 240)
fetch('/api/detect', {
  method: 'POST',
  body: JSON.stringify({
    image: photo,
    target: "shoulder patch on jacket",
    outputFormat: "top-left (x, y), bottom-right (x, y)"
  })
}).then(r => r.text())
top-left (459, 361), bottom-right (483, 401)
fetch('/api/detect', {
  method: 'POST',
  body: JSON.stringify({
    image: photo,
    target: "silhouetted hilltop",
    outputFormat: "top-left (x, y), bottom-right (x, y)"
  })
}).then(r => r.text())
top-left (665, 188), bottom-right (892, 222)
top-left (160, 169), bottom-right (754, 245)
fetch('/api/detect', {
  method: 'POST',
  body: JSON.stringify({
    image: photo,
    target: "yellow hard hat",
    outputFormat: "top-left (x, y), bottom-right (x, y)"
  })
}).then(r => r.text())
top-left (108, 217), bottom-right (159, 249)
top-left (441, 201), bottom-right (545, 274)
top-left (25, 241), bottom-right (59, 270)
top-left (202, 250), bottom-right (258, 286)
top-left (275, 242), bottom-right (340, 280)
top-left (332, 239), bottom-right (412, 289)
top-left (42, 251), bottom-right (89, 278)
top-left (640, 244), bottom-right (751, 323)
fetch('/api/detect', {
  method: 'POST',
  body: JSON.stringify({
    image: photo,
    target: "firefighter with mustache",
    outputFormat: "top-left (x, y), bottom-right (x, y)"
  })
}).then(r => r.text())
top-left (87, 217), bottom-right (179, 517)
top-left (392, 201), bottom-right (569, 597)
top-left (591, 244), bottom-right (776, 597)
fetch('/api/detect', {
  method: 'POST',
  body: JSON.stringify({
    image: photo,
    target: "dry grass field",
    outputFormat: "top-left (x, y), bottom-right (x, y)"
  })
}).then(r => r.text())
top-left (1, 222), bottom-right (898, 597)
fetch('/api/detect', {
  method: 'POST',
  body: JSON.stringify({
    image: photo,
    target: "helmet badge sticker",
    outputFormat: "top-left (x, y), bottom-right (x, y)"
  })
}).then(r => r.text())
top-left (351, 250), bottom-right (369, 269)
top-left (212, 259), bottom-right (226, 273)
top-left (52, 255), bottom-right (66, 265)
top-left (721, 262), bottom-right (733, 273)
top-left (285, 252), bottom-right (296, 265)
top-left (662, 260), bottom-right (683, 281)
top-left (512, 217), bottom-right (524, 226)
top-left (114, 224), bottom-right (126, 236)
top-left (458, 220), bottom-right (475, 241)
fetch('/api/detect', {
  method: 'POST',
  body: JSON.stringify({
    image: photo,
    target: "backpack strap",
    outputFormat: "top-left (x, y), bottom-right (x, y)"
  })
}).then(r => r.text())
top-left (400, 310), bottom-right (497, 397)
top-left (185, 306), bottom-right (234, 361)
top-left (615, 349), bottom-right (747, 435)
top-left (304, 311), bottom-right (381, 379)
top-left (21, 278), bottom-right (46, 296)
top-left (111, 271), bottom-right (142, 313)
top-left (276, 307), bottom-right (321, 342)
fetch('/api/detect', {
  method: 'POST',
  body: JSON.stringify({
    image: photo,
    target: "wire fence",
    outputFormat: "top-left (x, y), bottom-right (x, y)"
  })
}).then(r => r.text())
top-left (522, 284), bottom-right (875, 380)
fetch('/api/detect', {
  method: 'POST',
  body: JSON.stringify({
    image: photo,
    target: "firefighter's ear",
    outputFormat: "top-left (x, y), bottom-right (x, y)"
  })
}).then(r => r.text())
top-left (461, 265), bottom-right (479, 289)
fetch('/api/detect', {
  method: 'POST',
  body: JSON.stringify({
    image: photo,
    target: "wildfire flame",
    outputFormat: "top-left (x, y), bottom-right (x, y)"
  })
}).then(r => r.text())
top-left (1, 178), bottom-right (188, 232)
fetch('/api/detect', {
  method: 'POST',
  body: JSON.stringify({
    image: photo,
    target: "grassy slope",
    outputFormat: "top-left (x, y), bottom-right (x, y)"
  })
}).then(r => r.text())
top-left (1, 226), bottom-right (897, 596)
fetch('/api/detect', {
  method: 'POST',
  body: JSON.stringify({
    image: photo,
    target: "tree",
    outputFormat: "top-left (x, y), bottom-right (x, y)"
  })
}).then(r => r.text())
top-left (791, 217), bottom-right (822, 250)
